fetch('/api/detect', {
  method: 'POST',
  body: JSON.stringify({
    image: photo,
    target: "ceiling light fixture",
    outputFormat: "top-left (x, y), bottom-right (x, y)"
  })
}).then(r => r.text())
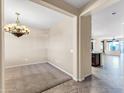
top-left (4, 12), bottom-right (30, 37)
top-left (112, 12), bottom-right (117, 15)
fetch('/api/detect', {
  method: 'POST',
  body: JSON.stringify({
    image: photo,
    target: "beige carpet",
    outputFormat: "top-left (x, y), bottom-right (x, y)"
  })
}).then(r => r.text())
top-left (5, 63), bottom-right (71, 93)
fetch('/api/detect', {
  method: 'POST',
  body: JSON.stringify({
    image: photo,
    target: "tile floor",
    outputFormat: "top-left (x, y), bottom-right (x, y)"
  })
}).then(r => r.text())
top-left (43, 54), bottom-right (124, 93)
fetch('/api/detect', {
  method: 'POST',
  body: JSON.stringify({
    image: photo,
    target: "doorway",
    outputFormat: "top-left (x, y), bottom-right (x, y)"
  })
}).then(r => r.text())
top-left (91, 0), bottom-right (124, 90)
top-left (3, 0), bottom-right (79, 93)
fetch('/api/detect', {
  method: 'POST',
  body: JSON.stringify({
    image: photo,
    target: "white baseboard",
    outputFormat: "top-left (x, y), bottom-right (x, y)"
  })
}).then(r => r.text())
top-left (73, 77), bottom-right (79, 82)
top-left (79, 77), bottom-right (85, 82)
top-left (5, 61), bottom-right (47, 69)
top-left (78, 73), bottom-right (92, 82)
top-left (6, 60), bottom-right (91, 82)
top-left (48, 62), bottom-right (73, 78)
top-left (85, 73), bottom-right (92, 78)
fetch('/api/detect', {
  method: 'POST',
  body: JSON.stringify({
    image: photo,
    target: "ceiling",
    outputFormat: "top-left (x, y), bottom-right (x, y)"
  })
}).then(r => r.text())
top-left (92, 0), bottom-right (124, 38)
top-left (64, 0), bottom-right (91, 8)
top-left (5, 0), bottom-right (66, 30)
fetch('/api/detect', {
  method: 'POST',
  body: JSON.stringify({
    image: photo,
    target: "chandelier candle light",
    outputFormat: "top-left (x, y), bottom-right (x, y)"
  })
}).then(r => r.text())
top-left (4, 13), bottom-right (30, 37)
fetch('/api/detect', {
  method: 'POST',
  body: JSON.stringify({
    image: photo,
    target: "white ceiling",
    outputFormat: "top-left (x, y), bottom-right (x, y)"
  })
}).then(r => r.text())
top-left (92, 0), bottom-right (124, 38)
top-left (5, 0), bottom-right (66, 30)
top-left (64, 0), bottom-right (91, 8)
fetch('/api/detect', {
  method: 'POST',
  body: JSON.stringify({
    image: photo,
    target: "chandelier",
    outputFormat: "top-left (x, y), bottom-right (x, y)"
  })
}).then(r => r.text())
top-left (4, 13), bottom-right (30, 37)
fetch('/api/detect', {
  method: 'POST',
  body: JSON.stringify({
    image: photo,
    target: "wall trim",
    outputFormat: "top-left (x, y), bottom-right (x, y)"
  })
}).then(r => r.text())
top-left (48, 61), bottom-right (73, 78)
top-left (5, 61), bottom-right (47, 69)
top-left (85, 73), bottom-right (92, 78)
top-left (78, 73), bottom-right (92, 82)
top-left (73, 77), bottom-right (79, 82)
top-left (79, 77), bottom-right (85, 82)
top-left (6, 60), bottom-right (80, 81)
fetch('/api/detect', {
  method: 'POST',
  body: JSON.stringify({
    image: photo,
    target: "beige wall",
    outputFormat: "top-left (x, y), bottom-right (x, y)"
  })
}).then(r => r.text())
top-left (47, 17), bottom-right (74, 75)
top-left (0, 0), bottom-right (2, 91)
top-left (79, 15), bottom-right (91, 80)
top-left (5, 28), bottom-right (48, 67)
top-left (0, 0), bottom-right (4, 92)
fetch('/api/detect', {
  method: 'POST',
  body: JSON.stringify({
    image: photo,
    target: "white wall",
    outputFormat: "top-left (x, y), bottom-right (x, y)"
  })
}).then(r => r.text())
top-left (5, 28), bottom-right (48, 67)
top-left (92, 0), bottom-right (124, 38)
top-left (48, 17), bottom-right (74, 75)
top-left (5, 16), bottom-right (75, 77)
top-left (93, 39), bottom-right (103, 52)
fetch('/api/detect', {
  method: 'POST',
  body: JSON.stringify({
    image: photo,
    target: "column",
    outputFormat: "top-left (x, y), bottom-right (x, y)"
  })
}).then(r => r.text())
top-left (79, 15), bottom-right (92, 81)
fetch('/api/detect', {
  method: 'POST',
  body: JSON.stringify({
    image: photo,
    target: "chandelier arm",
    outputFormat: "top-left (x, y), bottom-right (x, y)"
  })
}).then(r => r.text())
top-left (16, 12), bottom-right (20, 25)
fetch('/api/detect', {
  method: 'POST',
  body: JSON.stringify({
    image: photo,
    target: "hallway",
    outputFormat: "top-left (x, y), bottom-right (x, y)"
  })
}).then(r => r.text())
top-left (93, 54), bottom-right (124, 90)
top-left (43, 55), bottom-right (124, 93)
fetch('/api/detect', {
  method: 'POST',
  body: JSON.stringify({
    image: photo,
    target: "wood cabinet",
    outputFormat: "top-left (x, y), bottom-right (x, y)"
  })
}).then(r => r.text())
top-left (92, 53), bottom-right (101, 67)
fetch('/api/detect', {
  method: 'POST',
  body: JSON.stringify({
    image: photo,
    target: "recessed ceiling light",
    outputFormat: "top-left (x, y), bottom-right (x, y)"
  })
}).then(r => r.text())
top-left (112, 12), bottom-right (117, 15)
